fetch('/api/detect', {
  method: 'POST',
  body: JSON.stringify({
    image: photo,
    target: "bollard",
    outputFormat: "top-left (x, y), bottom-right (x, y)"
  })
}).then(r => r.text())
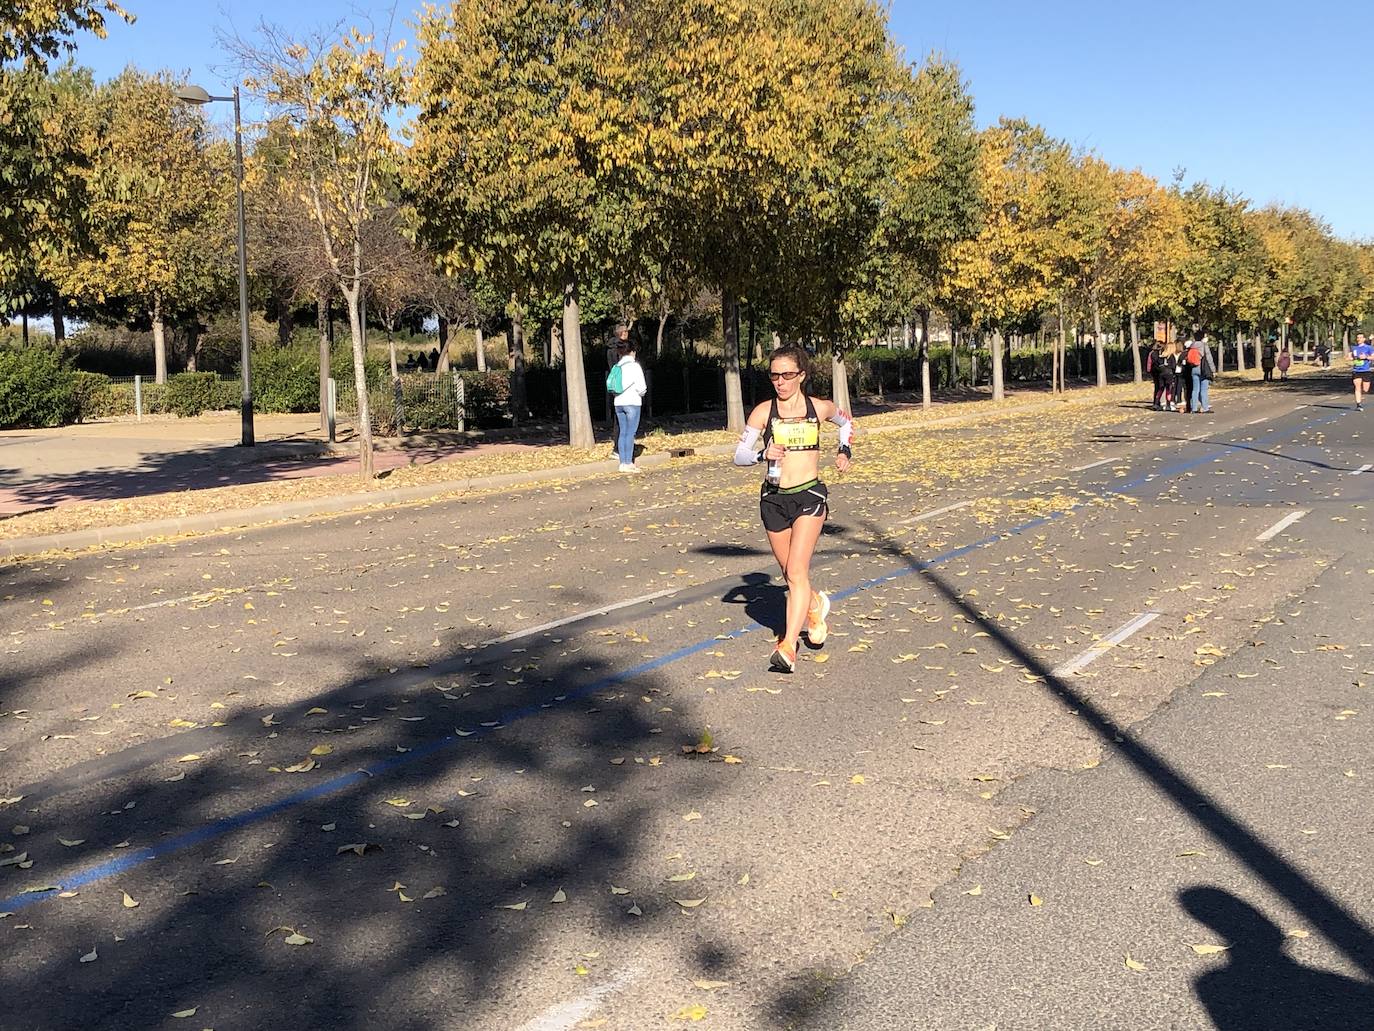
top-left (134, 375), bottom-right (142, 421)
top-left (454, 373), bottom-right (465, 433)
top-left (326, 377), bottom-right (337, 443)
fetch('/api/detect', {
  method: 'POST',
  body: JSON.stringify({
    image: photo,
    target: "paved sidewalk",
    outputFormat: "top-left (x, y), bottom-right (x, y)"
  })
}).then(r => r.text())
top-left (0, 413), bottom-right (548, 518)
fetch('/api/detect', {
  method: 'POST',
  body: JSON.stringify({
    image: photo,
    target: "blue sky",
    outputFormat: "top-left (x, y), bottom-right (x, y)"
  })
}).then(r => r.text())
top-left (72, 0), bottom-right (1373, 240)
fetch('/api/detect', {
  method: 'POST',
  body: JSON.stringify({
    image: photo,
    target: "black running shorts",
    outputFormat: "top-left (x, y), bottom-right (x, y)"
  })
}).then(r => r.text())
top-left (760, 480), bottom-right (829, 533)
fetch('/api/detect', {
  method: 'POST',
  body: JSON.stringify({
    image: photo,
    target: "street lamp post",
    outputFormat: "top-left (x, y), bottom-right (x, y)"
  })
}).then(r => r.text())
top-left (176, 83), bottom-right (254, 446)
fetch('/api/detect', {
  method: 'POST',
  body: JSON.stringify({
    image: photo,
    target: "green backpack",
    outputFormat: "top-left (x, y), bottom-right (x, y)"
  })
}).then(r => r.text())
top-left (606, 362), bottom-right (625, 394)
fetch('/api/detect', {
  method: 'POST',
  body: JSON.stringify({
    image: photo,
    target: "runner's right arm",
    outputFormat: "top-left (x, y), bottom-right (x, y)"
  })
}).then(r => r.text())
top-left (733, 402), bottom-right (772, 466)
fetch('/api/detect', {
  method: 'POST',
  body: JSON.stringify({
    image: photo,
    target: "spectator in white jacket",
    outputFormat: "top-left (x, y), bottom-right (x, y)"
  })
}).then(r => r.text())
top-left (610, 335), bottom-right (647, 472)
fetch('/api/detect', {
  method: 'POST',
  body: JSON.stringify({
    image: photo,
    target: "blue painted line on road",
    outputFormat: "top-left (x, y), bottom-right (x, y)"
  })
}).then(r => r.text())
top-left (0, 404), bottom-right (1347, 914)
top-left (1, 631), bottom-right (752, 913)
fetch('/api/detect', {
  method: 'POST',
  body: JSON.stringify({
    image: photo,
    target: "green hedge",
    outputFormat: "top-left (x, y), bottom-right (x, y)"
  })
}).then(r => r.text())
top-left (253, 347), bottom-right (320, 413)
top-left (163, 373), bottom-right (226, 418)
top-left (0, 345), bottom-right (78, 428)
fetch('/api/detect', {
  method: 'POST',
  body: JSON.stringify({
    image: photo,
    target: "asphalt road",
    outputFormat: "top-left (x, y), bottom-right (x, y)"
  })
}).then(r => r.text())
top-left (1, 374), bottom-right (1369, 1030)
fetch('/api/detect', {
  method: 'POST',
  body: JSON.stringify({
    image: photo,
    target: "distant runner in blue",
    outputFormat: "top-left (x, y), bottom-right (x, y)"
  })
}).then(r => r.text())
top-left (1352, 333), bottom-right (1373, 411)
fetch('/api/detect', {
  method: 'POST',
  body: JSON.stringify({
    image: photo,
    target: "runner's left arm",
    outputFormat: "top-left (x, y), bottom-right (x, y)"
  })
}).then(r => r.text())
top-left (816, 399), bottom-right (852, 473)
top-left (821, 401), bottom-right (853, 458)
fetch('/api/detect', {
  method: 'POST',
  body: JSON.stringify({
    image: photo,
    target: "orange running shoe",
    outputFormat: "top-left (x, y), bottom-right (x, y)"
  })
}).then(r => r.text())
top-left (805, 590), bottom-right (830, 647)
top-left (769, 641), bottom-right (797, 673)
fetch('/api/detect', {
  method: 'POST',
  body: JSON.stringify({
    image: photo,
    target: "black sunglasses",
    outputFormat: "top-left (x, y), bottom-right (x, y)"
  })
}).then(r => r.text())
top-left (768, 370), bottom-right (802, 381)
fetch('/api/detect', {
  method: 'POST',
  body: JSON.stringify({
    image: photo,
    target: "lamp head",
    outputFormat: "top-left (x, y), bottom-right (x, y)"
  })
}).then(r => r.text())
top-left (174, 84), bottom-right (213, 105)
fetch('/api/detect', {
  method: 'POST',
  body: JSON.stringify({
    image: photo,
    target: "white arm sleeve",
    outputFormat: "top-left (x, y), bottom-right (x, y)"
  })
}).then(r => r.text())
top-left (734, 426), bottom-right (761, 466)
top-left (828, 411), bottom-right (853, 449)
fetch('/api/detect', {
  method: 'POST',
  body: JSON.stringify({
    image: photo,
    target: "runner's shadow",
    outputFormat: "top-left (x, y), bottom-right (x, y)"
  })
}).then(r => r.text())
top-left (1181, 887), bottom-right (1374, 1031)
top-left (721, 571), bottom-right (785, 635)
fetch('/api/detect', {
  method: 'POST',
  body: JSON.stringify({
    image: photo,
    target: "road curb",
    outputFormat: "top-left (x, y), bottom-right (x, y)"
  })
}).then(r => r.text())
top-left (0, 387), bottom-right (1145, 561)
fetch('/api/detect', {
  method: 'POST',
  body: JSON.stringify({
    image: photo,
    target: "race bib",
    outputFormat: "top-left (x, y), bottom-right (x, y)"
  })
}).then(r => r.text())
top-left (771, 418), bottom-right (819, 450)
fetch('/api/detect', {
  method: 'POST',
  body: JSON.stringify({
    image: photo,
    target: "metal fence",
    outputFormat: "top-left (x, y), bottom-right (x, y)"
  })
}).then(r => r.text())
top-left (332, 371), bottom-right (467, 435)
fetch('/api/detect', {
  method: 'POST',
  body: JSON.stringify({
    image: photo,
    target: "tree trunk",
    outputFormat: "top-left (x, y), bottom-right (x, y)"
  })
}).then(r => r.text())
top-left (21, 312), bottom-right (28, 346)
top-left (151, 299), bottom-right (168, 384)
top-left (561, 279), bottom-right (594, 449)
top-left (1092, 297), bottom-right (1107, 388)
top-left (1129, 313), bottom-right (1142, 384)
top-left (919, 309), bottom-right (931, 409)
top-left (831, 348), bottom-right (851, 413)
top-left (903, 319), bottom-right (912, 351)
top-left (722, 290), bottom-right (745, 433)
top-left (475, 325), bottom-right (487, 373)
top-left (1055, 298), bottom-right (1066, 395)
top-left (948, 317), bottom-right (958, 388)
top-left (655, 305), bottom-right (668, 359)
top-left (550, 322), bottom-right (563, 364)
top-left (318, 295), bottom-right (331, 429)
top-left (991, 328), bottom-right (1005, 402)
top-left (437, 316), bottom-right (451, 372)
top-left (344, 286), bottom-right (374, 478)
top-left (508, 304), bottom-right (527, 427)
top-left (52, 293), bottom-right (65, 343)
top-left (182, 322), bottom-right (200, 372)
top-left (276, 291), bottom-right (292, 348)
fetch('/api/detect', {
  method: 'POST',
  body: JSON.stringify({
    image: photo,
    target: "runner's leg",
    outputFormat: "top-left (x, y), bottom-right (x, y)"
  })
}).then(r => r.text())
top-left (766, 527), bottom-right (792, 576)
top-left (781, 515), bottom-right (825, 650)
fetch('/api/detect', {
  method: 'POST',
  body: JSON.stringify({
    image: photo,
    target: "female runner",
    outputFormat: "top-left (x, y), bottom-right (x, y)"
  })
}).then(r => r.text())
top-left (733, 345), bottom-right (853, 672)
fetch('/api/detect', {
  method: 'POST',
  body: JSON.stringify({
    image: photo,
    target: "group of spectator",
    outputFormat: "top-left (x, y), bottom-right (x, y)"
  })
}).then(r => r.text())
top-left (402, 348), bottom-right (444, 372)
top-left (1258, 340), bottom-right (1293, 383)
top-left (1148, 329), bottom-right (1216, 413)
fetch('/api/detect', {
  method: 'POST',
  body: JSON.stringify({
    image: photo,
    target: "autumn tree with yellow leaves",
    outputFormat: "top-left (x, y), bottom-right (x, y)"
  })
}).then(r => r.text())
top-left (229, 24), bottom-right (409, 477)
top-left (56, 69), bottom-right (231, 383)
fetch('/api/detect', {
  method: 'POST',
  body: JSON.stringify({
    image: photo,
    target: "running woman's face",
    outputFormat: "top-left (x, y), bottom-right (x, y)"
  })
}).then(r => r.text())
top-left (769, 359), bottom-right (804, 400)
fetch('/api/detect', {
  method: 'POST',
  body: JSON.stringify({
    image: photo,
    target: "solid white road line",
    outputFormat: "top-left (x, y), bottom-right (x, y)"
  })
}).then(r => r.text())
top-left (1052, 611), bottom-right (1161, 678)
top-left (482, 589), bottom-right (683, 646)
top-left (1246, 416), bottom-right (1269, 426)
top-left (898, 499), bottom-right (973, 525)
top-left (1255, 509), bottom-right (1309, 542)
top-left (1070, 457), bottom-right (1116, 473)
top-left (516, 967), bottom-right (644, 1031)
top-left (1258, 514), bottom-right (1308, 544)
top-left (1350, 464), bottom-right (1372, 477)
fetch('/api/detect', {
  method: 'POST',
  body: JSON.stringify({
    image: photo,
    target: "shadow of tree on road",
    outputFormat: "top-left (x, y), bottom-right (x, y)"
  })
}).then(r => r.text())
top-left (0, 635), bottom-right (722, 1029)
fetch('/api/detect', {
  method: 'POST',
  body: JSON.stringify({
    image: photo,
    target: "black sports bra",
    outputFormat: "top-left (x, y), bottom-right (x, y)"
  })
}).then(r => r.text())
top-left (762, 394), bottom-right (820, 452)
